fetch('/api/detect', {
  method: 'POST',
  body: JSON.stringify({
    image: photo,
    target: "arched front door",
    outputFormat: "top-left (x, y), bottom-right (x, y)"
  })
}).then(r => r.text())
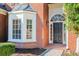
top-left (50, 14), bottom-right (64, 44)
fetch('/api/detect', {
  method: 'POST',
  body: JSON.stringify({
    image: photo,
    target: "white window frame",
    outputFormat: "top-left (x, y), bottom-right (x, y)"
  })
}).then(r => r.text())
top-left (8, 11), bottom-right (36, 42)
top-left (8, 13), bottom-right (24, 42)
top-left (24, 11), bottom-right (36, 42)
top-left (26, 19), bottom-right (32, 39)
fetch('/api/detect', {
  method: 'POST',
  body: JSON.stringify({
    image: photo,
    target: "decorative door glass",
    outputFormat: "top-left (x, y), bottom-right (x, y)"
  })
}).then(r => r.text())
top-left (53, 23), bottom-right (62, 43)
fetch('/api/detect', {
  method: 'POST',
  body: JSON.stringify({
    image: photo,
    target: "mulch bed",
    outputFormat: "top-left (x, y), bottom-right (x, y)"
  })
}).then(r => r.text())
top-left (12, 48), bottom-right (47, 56)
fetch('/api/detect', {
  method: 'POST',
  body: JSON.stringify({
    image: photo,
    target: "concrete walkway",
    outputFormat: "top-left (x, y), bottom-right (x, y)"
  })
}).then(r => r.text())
top-left (43, 44), bottom-right (65, 56)
top-left (44, 48), bottom-right (64, 56)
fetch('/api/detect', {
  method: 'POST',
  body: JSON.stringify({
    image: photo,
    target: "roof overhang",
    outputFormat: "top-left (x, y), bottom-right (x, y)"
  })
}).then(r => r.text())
top-left (8, 10), bottom-right (36, 14)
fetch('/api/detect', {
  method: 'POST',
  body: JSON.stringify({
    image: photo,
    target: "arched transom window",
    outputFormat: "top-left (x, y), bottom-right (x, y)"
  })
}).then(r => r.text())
top-left (51, 14), bottom-right (64, 21)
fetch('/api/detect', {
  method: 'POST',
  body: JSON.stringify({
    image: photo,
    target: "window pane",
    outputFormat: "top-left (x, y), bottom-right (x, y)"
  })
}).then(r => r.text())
top-left (16, 20), bottom-right (18, 24)
top-left (16, 30), bottom-right (19, 34)
top-left (12, 19), bottom-right (21, 39)
top-left (16, 25), bottom-right (18, 29)
top-left (13, 30), bottom-right (16, 34)
top-left (29, 25), bottom-right (32, 29)
top-left (18, 30), bottom-right (21, 34)
top-left (30, 20), bottom-right (32, 25)
top-left (26, 19), bottom-right (32, 39)
top-left (13, 20), bottom-right (16, 24)
top-left (13, 34), bottom-right (16, 39)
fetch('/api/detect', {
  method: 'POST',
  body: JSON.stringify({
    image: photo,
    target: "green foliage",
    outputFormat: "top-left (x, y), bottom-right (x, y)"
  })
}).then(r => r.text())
top-left (0, 42), bottom-right (15, 56)
top-left (64, 3), bottom-right (79, 34)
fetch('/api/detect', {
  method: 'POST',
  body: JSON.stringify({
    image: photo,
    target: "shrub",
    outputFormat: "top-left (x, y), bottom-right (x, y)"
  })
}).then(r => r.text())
top-left (0, 42), bottom-right (15, 56)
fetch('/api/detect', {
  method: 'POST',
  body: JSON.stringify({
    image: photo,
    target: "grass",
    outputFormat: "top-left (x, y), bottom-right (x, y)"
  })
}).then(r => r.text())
top-left (63, 52), bottom-right (78, 56)
top-left (62, 49), bottom-right (78, 56)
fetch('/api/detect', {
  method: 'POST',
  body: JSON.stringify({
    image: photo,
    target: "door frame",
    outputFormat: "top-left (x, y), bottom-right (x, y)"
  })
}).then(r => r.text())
top-left (49, 21), bottom-right (64, 44)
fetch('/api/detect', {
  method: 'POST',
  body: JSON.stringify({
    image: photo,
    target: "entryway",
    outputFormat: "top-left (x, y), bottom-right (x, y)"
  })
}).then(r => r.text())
top-left (49, 14), bottom-right (64, 44)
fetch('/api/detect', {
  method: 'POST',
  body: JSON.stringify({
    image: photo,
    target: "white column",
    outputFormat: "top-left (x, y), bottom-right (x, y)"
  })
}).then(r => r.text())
top-left (66, 29), bottom-right (68, 49)
top-left (76, 35), bottom-right (79, 53)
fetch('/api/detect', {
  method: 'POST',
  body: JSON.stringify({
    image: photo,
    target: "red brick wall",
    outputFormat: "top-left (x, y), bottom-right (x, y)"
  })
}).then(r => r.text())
top-left (31, 3), bottom-right (44, 48)
top-left (0, 14), bottom-right (8, 42)
top-left (7, 3), bottom-right (78, 51)
top-left (15, 42), bottom-right (37, 48)
top-left (68, 31), bottom-right (76, 52)
top-left (42, 4), bottom-right (49, 47)
top-left (31, 3), bottom-right (49, 48)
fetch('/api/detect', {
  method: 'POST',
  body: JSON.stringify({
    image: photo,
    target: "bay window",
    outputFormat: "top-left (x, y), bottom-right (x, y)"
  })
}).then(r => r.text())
top-left (8, 11), bottom-right (36, 42)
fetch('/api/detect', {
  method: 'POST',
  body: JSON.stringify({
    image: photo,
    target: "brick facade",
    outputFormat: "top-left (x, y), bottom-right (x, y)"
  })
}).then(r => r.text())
top-left (0, 3), bottom-right (77, 52)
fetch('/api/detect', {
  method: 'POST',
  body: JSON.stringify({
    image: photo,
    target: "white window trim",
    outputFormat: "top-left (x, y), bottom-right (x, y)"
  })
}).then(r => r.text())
top-left (8, 11), bottom-right (36, 43)
top-left (8, 13), bottom-right (24, 42)
top-left (24, 11), bottom-right (36, 42)
top-left (66, 29), bottom-right (68, 49)
top-left (26, 19), bottom-right (32, 39)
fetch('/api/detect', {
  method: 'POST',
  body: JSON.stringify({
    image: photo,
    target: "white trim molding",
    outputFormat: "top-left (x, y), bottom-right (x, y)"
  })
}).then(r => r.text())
top-left (76, 36), bottom-right (79, 53)
top-left (66, 29), bottom-right (68, 49)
